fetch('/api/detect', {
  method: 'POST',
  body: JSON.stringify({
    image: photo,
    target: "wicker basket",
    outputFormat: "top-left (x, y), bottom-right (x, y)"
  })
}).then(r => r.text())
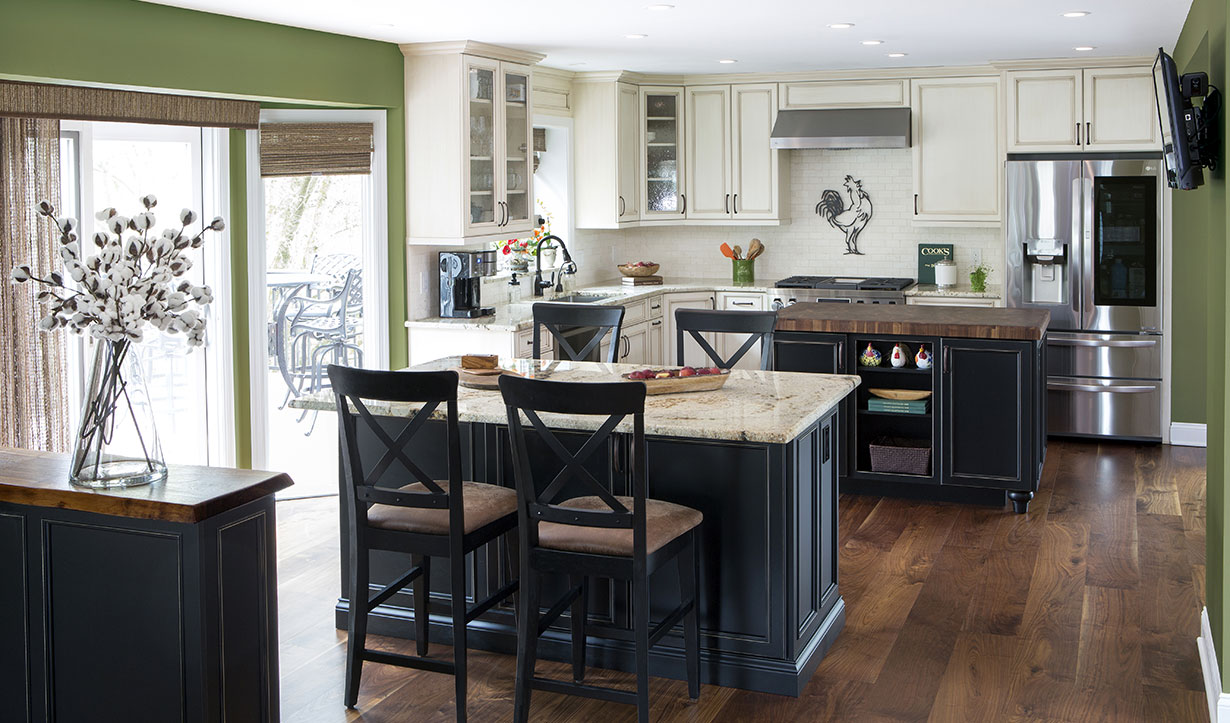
top-left (869, 438), bottom-right (932, 475)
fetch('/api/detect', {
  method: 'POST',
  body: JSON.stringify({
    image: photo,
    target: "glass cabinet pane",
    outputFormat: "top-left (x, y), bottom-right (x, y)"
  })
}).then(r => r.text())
top-left (1091, 175), bottom-right (1157, 306)
top-left (503, 71), bottom-right (531, 225)
top-left (468, 66), bottom-right (496, 227)
top-left (645, 92), bottom-right (680, 213)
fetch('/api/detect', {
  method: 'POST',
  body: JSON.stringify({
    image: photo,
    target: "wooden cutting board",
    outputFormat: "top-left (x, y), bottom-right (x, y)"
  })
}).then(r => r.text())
top-left (454, 367), bottom-right (520, 390)
top-left (621, 371), bottom-right (730, 395)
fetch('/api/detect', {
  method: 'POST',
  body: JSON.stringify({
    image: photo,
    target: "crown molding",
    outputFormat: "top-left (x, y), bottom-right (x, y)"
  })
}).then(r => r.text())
top-left (399, 40), bottom-right (545, 66)
top-left (533, 65), bottom-right (577, 83)
top-left (990, 54), bottom-right (1156, 71)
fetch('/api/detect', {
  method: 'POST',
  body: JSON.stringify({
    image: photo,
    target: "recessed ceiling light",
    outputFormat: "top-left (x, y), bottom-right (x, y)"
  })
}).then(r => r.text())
top-left (827, 23), bottom-right (855, 29)
top-left (887, 53), bottom-right (907, 58)
top-left (1062, 10), bottom-right (1091, 17)
top-left (1074, 45), bottom-right (1096, 51)
top-left (647, 3), bottom-right (675, 10)
top-left (718, 59), bottom-right (738, 64)
top-left (861, 40), bottom-right (884, 46)
top-left (625, 33), bottom-right (648, 39)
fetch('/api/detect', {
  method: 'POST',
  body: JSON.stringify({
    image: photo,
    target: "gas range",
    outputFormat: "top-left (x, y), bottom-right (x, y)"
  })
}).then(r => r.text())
top-left (772, 275), bottom-right (915, 309)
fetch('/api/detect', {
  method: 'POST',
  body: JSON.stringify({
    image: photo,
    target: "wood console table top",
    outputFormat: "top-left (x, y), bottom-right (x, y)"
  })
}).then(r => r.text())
top-left (775, 303), bottom-right (1050, 341)
top-left (0, 448), bottom-right (293, 523)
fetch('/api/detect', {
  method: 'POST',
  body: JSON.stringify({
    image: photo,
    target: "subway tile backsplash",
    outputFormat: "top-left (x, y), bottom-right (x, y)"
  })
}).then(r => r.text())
top-left (569, 148), bottom-right (1003, 287)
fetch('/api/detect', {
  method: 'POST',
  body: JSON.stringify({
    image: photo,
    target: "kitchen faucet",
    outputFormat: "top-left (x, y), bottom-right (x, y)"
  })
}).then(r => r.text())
top-left (533, 226), bottom-right (577, 297)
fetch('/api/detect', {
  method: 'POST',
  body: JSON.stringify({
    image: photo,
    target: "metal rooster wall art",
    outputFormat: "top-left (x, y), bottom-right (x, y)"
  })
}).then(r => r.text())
top-left (815, 175), bottom-right (873, 255)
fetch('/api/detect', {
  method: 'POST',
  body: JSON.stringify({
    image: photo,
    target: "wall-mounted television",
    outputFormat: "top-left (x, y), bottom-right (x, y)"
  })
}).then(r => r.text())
top-left (1153, 47), bottom-right (1221, 190)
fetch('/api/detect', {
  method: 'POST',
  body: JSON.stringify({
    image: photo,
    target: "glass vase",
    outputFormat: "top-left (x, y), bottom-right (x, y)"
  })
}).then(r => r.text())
top-left (69, 339), bottom-right (167, 489)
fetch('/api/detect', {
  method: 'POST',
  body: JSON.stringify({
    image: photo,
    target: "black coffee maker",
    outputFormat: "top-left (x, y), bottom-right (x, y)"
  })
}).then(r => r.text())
top-left (439, 250), bottom-right (497, 318)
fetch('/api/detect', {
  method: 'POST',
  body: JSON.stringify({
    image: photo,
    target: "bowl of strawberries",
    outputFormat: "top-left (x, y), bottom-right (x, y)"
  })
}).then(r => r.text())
top-left (617, 261), bottom-right (660, 277)
top-left (622, 366), bottom-right (730, 395)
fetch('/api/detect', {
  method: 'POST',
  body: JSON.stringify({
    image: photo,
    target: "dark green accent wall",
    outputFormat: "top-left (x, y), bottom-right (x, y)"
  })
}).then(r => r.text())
top-left (1173, 0), bottom-right (1228, 688)
top-left (0, 0), bottom-right (408, 467)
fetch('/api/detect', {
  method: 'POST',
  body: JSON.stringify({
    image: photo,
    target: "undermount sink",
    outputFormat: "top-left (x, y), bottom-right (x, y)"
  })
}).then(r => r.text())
top-left (550, 293), bottom-right (609, 304)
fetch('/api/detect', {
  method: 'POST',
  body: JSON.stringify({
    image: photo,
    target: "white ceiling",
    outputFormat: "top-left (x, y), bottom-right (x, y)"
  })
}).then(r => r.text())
top-left (143, 0), bottom-right (1193, 75)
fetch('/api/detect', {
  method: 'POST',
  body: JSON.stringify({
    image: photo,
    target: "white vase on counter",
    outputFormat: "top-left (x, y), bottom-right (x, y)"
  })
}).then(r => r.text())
top-left (934, 258), bottom-right (957, 288)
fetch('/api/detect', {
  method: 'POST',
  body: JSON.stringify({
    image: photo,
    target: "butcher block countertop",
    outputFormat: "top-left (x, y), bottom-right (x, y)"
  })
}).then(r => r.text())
top-left (775, 302), bottom-right (1050, 341)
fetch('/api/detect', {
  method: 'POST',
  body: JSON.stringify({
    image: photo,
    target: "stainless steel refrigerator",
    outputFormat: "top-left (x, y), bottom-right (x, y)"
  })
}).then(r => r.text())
top-left (1005, 155), bottom-right (1164, 441)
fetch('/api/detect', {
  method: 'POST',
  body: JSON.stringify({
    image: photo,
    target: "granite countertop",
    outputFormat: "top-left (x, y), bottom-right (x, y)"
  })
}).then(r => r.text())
top-left (291, 356), bottom-right (860, 445)
top-left (904, 283), bottom-right (1002, 299)
top-left (776, 303), bottom-right (1049, 341)
top-left (406, 277), bottom-right (780, 332)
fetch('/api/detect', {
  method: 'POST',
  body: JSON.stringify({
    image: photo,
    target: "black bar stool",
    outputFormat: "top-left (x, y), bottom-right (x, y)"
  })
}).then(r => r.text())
top-left (674, 308), bottom-right (777, 369)
top-left (498, 374), bottom-right (701, 723)
top-left (328, 365), bottom-right (519, 722)
top-left (532, 302), bottom-right (626, 362)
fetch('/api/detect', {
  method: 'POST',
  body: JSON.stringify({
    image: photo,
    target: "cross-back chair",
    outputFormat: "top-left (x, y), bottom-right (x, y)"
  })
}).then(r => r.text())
top-left (674, 308), bottom-right (777, 369)
top-left (532, 302), bottom-right (626, 363)
top-left (329, 365), bottom-right (519, 721)
top-left (498, 374), bottom-right (701, 723)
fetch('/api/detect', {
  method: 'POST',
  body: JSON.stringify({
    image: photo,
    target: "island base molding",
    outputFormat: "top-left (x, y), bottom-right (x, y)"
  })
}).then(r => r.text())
top-left (335, 596), bottom-right (846, 696)
top-left (334, 413), bottom-right (845, 697)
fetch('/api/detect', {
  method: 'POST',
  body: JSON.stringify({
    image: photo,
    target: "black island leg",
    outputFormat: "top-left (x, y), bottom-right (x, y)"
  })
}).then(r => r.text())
top-left (1007, 490), bottom-right (1034, 514)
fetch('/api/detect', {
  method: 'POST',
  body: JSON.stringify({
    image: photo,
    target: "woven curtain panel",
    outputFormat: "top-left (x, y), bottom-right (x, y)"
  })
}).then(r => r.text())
top-left (259, 123), bottom-right (374, 177)
top-left (0, 80), bottom-right (260, 129)
top-left (0, 118), bottom-right (70, 451)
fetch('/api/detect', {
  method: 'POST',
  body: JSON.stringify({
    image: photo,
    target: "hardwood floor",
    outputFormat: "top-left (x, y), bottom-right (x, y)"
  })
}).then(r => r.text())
top-left (275, 440), bottom-right (1209, 722)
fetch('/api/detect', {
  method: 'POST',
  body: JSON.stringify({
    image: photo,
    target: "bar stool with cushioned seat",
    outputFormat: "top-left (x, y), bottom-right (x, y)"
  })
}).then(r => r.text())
top-left (674, 308), bottom-right (777, 370)
top-left (328, 365), bottom-right (520, 722)
top-left (532, 302), bottom-right (626, 362)
top-left (498, 374), bottom-right (701, 723)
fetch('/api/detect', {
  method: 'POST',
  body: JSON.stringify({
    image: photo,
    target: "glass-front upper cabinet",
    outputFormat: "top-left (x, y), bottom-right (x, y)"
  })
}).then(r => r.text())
top-left (641, 87), bottom-right (685, 219)
top-left (466, 58), bottom-right (499, 234)
top-left (501, 65), bottom-right (533, 233)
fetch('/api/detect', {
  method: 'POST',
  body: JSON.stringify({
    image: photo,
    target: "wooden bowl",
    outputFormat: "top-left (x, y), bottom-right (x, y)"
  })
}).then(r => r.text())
top-left (868, 388), bottom-right (933, 401)
top-left (621, 369), bottom-right (730, 395)
top-left (618, 263), bottom-right (660, 277)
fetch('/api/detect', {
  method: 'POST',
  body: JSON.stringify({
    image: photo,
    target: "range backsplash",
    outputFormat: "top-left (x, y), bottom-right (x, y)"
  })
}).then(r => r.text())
top-left (570, 147), bottom-right (1003, 287)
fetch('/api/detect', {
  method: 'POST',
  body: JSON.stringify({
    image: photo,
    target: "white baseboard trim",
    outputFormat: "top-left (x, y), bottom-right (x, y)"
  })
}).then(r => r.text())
top-left (1199, 607), bottom-right (1230, 721)
top-left (1171, 422), bottom-right (1208, 447)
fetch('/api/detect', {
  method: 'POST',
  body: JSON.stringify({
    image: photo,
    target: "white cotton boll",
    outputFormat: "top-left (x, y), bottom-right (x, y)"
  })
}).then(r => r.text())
top-left (92, 232), bottom-right (109, 248)
top-left (125, 237), bottom-right (142, 259)
top-left (95, 207), bottom-right (116, 222)
top-left (141, 194), bottom-right (158, 209)
top-left (208, 217), bottom-right (225, 232)
top-left (191, 286), bottom-right (214, 305)
top-left (133, 212), bottom-right (155, 231)
top-left (56, 216), bottom-right (77, 234)
top-left (68, 263), bottom-right (86, 283)
top-left (178, 309), bottom-right (200, 326)
top-left (10, 265), bottom-right (31, 283)
top-left (166, 291), bottom-right (188, 312)
top-left (108, 216), bottom-right (128, 235)
top-left (38, 200), bottom-right (55, 216)
top-left (37, 316), bottom-right (57, 331)
top-left (179, 208), bottom-right (197, 225)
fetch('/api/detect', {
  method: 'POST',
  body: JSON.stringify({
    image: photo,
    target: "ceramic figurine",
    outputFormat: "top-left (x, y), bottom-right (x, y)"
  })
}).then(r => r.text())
top-left (890, 343), bottom-right (907, 368)
top-left (915, 345), bottom-right (932, 369)
top-left (859, 342), bottom-right (882, 367)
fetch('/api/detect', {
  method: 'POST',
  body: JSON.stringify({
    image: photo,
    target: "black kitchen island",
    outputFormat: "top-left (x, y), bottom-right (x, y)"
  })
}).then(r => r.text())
top-left (296, 358), bottom-right (859, 696)
top-left (774, 303), bottom-right (1050, 513)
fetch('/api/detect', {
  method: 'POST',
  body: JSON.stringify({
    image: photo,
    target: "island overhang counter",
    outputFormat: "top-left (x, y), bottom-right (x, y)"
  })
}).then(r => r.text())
top-left (296, 358), bottom-right (859, 696)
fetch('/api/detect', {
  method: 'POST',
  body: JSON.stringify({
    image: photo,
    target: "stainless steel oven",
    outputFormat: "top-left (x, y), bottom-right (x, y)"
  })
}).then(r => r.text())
top-left (1006, 154), bottom-right (1165, 441)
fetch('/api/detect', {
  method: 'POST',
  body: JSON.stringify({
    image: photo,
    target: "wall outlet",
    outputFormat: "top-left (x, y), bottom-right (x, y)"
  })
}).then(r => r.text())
top-left (419, 270), bottom-right (429, 295)
top-left (971, 248), bottom-right (983, 267)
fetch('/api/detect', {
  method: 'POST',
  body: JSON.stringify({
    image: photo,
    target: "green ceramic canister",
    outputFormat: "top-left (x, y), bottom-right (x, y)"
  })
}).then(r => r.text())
top-left (732, 259), bottom-right (755, 285)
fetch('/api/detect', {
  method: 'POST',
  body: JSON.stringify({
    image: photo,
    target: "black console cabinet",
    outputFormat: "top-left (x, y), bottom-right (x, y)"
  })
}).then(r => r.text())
top-left (776, 330), bottom-right (1046, 513)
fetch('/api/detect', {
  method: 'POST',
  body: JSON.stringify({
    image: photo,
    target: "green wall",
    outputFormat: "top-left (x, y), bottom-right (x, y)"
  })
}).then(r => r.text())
top-left (0, 0), bottom-right (408, 466)
top-left (1173, 0), bottom-right (1229, 688)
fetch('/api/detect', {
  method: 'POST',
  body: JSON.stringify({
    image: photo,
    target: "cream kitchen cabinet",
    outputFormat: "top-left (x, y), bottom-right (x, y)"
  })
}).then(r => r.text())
top-left (905, 295), bottom-right (1000, 308)
top-left (574, 79), bottom-right (641, 228)
top-left (1005, 67), bottom-right (1161, 153)
top-left (642, 86), bottom-right (687, 220)
top-left (403, 42), bottom-right (539, 245)
top-left (716, 291), bottom-right (768, 370)
top-left (663, 291), bottom-right (716, 367)
top-left (911, 76), bottom-right (1003, 224)
top-left (684, 83), bottom-right (786, 222)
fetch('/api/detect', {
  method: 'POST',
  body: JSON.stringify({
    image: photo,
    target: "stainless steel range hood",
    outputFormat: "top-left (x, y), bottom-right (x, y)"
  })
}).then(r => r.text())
top-left (769, 108), bottom-right (911, 149)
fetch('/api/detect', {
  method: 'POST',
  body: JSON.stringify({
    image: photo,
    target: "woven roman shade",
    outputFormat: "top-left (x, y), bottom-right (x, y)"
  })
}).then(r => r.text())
top-left (0, 80), bottom-right (259, 129)
top-left (259, 123), bottom-right (374, 177)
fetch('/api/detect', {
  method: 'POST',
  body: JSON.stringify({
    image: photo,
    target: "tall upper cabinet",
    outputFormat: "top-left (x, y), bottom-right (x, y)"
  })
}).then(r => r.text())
top-left (574, 77), bottom-right (641, 228)
top-left (1005, 67), bottom-right (1161, 153)
top-left (642, 86), bottom-right (687, 221)
top-left (911, 76), bottom-right (1003, 224)
top-left (402, 41), bottom-right (541, 245)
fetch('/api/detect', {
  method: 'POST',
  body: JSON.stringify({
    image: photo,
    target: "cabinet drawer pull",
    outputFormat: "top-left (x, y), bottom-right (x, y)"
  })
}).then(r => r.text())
top-left (837, 341), bottom-right (844, 372)
top-left (651, 320), bottom-right (662, 326)
top-left (1086, 121), bottom-right (1091, 145)
top-left (680, 193), bottom-right (687, 214)
top-left (1076, 122), bottom-right (1081, 146)
top-left (913, 194), bottom-right (918, 216)
top-left (618, 195), bottom-right (625, 217)
top-left (650, 303), bottom-right (660, 310)
top-left (943, 346), bottom-right (950, 373)
top-left (731, 301), bottom-right (755, 307)
top-left (733, 193), bottom-right (738, 214)
top-left (1047, 381), bottom-right (1156, 394)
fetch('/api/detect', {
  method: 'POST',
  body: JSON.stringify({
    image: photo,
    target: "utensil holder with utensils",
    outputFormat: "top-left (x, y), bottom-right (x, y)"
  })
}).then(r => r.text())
top-left (723, 238), bottom-right (763, 285)
top-left (732, 259), bottom-right (755, 285)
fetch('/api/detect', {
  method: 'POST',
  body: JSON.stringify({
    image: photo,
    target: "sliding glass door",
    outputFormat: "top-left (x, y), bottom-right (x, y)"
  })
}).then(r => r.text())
top-left (60, 121), bottom-right (232, 466)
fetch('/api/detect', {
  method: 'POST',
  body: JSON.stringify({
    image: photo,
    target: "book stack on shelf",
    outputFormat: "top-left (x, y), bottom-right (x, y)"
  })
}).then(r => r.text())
top-left (867, 398), bottom-right (930, 415)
